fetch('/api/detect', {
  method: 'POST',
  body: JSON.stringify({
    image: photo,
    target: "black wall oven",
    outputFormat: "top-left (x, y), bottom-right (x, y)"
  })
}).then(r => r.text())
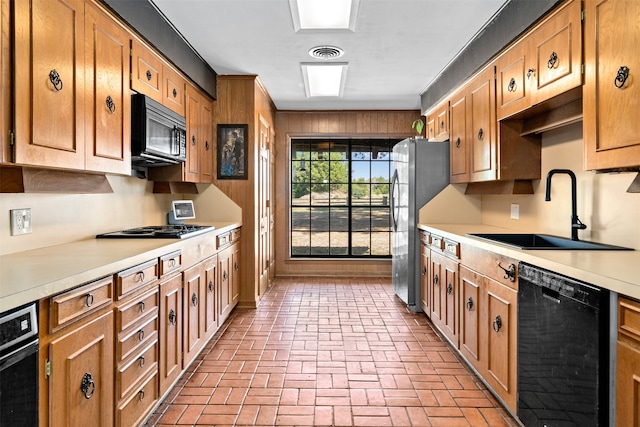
top-left (0, 302), bottom-right (39, 426)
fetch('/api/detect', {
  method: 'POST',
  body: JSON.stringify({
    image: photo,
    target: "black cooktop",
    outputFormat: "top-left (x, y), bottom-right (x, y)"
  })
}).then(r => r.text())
top-left (97, 224), bottom-right (214, 239)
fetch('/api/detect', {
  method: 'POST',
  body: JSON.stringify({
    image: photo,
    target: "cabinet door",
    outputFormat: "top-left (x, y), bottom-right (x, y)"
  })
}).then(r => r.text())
top-left (485, 277), bottom-right (517, 411)
top-left (495, 41), bottom-right (529, 120)
top-left (459, 266), bottom-right (482, 370)
top-left (203, 255), bottom-right (218, 338)
top-left (231, 242), bottom-right (241, 306)
top-left (442, 255), bottom-right (459, 346)
top-left (430, 253), bottom-right (443, 325)
top-left (468, 66), bottom-right (497, 182)
top-left (130, 38), bottom-right (162, 103)
top-left (182, 263), bottom-right (204, 367)
top-left (84, 1), bottom-right (130, 175)
top-left (425, 100), bottom-right (449, 142)
top-left (218, 246), bottom-right (232, 324)
top-left (419, 242), bottom-right (430, 315)
top-left (159, 274), bottom-right (182, 396)
top-left (49, 311), bottom-right (114, 427)
top-left (184, 85), bottom-right (201, 183)
top-left (199, 96), bottom-right (213, 182)
top-left (616, 341), bottom-right (640, 426)
top-left (530, 0), bottom-right (582, 104)
top-left (259, 118), bottom-right (271, 296)
top-left (449, 90), bottom-right (468, 183)
top-left (14, 0), bottom-right (85, 170)
top-left (584, 0), bottom-right (640, 170)
top-left (163, 64), bottom-right (186, 116)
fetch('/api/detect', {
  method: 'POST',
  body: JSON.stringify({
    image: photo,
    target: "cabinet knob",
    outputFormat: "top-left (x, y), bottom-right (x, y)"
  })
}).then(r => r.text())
top-left (547, 51), bottom-right (558, 69)
top-left (507, 77), bottom-right (517, 92)
top-left (527, 68), bottom-right (535, 79)
top-left (433, 274), bottom-right (439, 286)
top-left (105, 95), bottom-right (116, 114)
top-left (49, 69), bottom-right (63, 91)
top-left (139, 301), bottom-right (145, 312)
top-left (422, 266), bottom-right (427, 276)
top-left (138, 356), bottom-right (145, 368)
top-left (447, 283), bottom-right (453, 295)
top-left (192, 135), bottom-right (197, 145)
top-left (205, 140), bottom-right (210, 150)
top-left (477, 128), bottom-right (484, 141)
top-left (497, 262), bottom-right (516, 282)
top-left (168, 309), bottom-right (177, 325)
top-left (146, 70), bottom-right (152, 81)
top-left (80, 373), bottom-right (95, 399)
top-left (615, 66), bottom-right (630, 89)
top-left (439, 120), bottom-right (444, 129)
top-left (234, 262), bottom-right (238, 272)
top-left (209, 280), bottom-right (214, 292)
top-left (192, 293), bottom-right (198, 307)
top-left (137, 271), bottom-right (145, 283)
top-left (223, 271), bottom-right (228, 281)
top-left (138, 329), bottom-right (145, 342)
top-left (456, 137), bottom-right (461, 148)
top-left (172, 88), bottom-right (178, 98)
top-left (466, 297), bottom-right (474, 311)
top-left (138, 390), bottom-right (145, 402)
top-left (493, 315), bottom-right (503, 332)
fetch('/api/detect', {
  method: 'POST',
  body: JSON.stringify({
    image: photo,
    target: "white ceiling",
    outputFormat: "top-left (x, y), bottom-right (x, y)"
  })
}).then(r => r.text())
top-left (151, 0), bottom-right (508, 111)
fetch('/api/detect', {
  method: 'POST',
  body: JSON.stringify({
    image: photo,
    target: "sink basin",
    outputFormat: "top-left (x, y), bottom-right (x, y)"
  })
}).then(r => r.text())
top-left (467, 233), bottom-right (634, 250)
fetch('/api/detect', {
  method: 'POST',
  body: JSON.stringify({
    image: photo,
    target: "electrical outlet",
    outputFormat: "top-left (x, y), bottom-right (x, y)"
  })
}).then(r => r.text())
top-left (510, 203), bottom-right (520, 220)
top-left (10, 208), bottom-right (32, 235)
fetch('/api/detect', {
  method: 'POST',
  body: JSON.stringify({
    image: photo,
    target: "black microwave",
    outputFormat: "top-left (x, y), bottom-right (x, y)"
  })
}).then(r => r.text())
top-left (131, 94), bottom-right (187, 167)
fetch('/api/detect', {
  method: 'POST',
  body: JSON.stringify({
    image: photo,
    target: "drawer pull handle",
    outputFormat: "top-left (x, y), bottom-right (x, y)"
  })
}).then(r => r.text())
top-left (138, 389), bottom-right (145, 401)
top-left (80, 373), bottom-right (95, 399)
top-left (138, 271), bottom-right (145, 282)
top-left (615, 66), bottom-right (630, 89)
top-left (209, 280), bottom-right (214, 292)
top-left (527, 68), bottom-right (535, 79)
top-left (49, 69), bottom-right (63, 91)
top-left (466, 297), bottom-right (473, 311)
top-left (433, 274), bottom-right (439, 286)
top-left (497, 262), bottom-right (516, 282)
top-left (138, 356), bottom-right (145, 368)
top-left (139, 301), bottom-right (145, 312)
top-left (447, 283), bottom-right (453, 295)
top-left (547, 51), bottom-right (558, 69)
top-left (493, 315), bottom-right (503, 333)
top-left (138, 329), bottom-right (145, 341)
top-left (85, 293), bottom-right (94, 308)
top-left (168, 309), bottom-right (177, 325)
top-left (105, 95), bottom-right (116, 114)
top-left (192, 293), bottom-right (198, 307)
top-left (146, 70), bottom-right (152, 81)
top-left (507, 77), bottom-right (516, 92)
top-left (169, 258), bottom-right (176, 268)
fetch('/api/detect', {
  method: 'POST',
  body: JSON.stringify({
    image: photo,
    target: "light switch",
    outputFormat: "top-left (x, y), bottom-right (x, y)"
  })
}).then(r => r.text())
top-left (510, 203), bottom-right (520, 220)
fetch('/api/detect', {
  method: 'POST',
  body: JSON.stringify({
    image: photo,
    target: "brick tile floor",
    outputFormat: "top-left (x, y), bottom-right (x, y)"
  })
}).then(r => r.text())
top-left (145, 276), bottom-right (519, 426)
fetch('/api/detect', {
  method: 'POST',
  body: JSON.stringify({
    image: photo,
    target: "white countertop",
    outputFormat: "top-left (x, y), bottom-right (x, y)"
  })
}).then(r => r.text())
top-left (0, 222), bottom-right (241, 312)
top-left (419, 223), bottom-right (640, 300)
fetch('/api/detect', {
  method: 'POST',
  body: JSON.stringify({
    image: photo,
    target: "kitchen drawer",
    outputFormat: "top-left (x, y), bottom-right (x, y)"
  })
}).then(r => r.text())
top-left (49, 276), bottom-right (113, 332)
top-left (117, 314), bottom-right (158, 363)
top-left (430, 234), bottom-right (444, 251)
top-left (159, 250), bottom-right (182, 278)
top-left (619, 297), bottom-right (640, 344)
top-left (116, 259), bottom-right (158, 299)
top-left (117, 338), bottom-right (158, 401)
top-left (116, 370), bottom-right (159, 427)
top-left (420, 231), bottom-right (430, 245)
top-left (443, 238), bottom-right (461, 259)
top-left (116, 286), bottom-right (159, 333)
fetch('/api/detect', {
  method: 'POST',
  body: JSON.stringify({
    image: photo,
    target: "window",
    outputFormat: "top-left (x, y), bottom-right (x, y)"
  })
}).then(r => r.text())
top-left (290, 138), bottom-right (400, 257)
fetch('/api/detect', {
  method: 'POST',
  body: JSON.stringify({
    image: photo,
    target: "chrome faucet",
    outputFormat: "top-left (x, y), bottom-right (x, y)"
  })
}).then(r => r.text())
top-left (545, 169), bottom-right (587, 241)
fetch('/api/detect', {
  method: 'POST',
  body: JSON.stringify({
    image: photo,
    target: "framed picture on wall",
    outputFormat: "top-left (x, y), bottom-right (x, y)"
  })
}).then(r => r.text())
top-left (217, 124), bottom-right (248, 179)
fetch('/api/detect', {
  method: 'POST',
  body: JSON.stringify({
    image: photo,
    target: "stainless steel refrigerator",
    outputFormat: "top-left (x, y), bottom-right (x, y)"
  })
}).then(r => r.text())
top-left (391, 138), bottom-right (450, 311)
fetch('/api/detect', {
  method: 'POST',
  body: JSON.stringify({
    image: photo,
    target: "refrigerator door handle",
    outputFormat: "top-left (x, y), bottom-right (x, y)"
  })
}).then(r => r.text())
top-left (391, 169), bottom-right (399, 232)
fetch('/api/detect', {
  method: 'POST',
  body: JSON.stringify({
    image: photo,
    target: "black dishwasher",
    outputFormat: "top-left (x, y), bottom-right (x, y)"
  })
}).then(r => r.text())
top-left (517, 262), bottom-right (609, 427)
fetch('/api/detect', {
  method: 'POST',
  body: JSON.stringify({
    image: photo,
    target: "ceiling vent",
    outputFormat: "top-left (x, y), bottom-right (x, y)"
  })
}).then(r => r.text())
top-left (308, 46), bottom-right (344, 60)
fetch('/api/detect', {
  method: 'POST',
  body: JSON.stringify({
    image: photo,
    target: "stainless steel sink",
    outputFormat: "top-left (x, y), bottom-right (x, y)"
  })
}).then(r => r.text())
top-left (467, 233), bottom-right (634, 250)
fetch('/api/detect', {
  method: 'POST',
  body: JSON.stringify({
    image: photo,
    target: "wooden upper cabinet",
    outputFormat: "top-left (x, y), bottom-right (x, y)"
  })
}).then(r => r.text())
top-left (184, 83), bottom-right (213, 183)
top-left (130, 38), bottom-right (163, 104)
top-left (163, 65), bottom-right (187, 116)
top-left (495, 0), bottom-right (581, 120)
top-left (14, 0), bottom-right (86, 170)
top-left (529, 0), bottom-right (582, 104)
top-left (583, 0), bottom-right (640, 170)
top-left (84, 1), bottom-right (131, 175)
top-left (467, 66), bottom-right (497, 182)
top-left (425, 100), bottom-right (449, 142)
top-left (449, 89), bottom-right (468, 183)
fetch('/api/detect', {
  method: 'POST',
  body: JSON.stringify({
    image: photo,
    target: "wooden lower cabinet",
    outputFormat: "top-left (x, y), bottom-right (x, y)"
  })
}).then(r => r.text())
top-left (459, 266), bottom-right (482, 370)
top-left (159, 274), bottom-right (183, 396)
top-left (430, 251), bottom-right (459, 347)
top-left (47, 310), bottom-right (114, 427)
top-left (616, 296), bottom-right (640, 426)
top-left (419, 235), bottom-right (430, 314)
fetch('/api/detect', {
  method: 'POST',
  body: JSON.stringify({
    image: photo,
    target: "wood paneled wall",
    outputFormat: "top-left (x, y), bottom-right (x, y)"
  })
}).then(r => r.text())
top-left (274, 110), bottom-right (421, 277)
